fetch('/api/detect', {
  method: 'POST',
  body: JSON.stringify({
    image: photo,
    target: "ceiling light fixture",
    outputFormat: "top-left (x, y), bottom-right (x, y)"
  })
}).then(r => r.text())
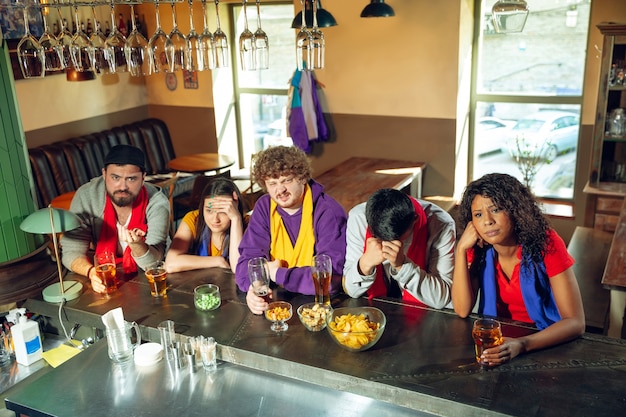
top-left (360, 0), bottom-right (395, 18)
top-left (291, 0), bottom-right (337, 29)
top-left (492, 0), bottom-right (529, 33)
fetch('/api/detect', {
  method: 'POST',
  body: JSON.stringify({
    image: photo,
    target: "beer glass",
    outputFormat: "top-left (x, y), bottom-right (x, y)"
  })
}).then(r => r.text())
top-left (17, 5), bottom-right (45, 78)
top-left (148, 1), bottom-right (173, 73)
top-left (95, 250), bottom-right (117, 294)
top-left (248, 257), bottom-right (271, 303)
top-left (238, 0), bottom-right (255, 71)
top-left (145, 260), bottom-right (168, 297)
top-left (254, 0), bottom-right (269, 70)
top-left (472, 318), bottom-right (504, 366)
top-left (312, 254), bottom-right (331, 305)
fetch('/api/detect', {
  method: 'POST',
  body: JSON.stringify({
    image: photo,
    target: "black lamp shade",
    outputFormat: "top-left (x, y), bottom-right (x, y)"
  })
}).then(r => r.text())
top-left (291, 0), bottom-right (337, 28)
top-left (361, 0), bottom-right (395, 18)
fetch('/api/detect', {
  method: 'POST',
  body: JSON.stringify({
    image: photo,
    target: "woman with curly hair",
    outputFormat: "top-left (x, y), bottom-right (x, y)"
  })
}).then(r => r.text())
top-left (166, 177), bottom-right (246, 273)
top-left (452, 173), bottom-right (584, 365)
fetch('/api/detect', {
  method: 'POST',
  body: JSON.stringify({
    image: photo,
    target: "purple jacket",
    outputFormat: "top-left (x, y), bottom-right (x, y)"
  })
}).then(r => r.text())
top-left (235, 180), bottom-right (347, 295)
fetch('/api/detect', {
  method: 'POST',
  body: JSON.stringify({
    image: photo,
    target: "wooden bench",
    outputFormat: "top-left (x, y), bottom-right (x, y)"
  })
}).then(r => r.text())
top-left (567, 226), bottom-right (613, 333)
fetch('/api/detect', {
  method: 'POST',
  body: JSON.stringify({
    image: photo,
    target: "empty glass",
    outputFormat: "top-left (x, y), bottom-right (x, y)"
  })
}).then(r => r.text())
top-left (184, 0), bottom-right (201, 71)
top-left (104, 2), bottom-right (128, 74)
top-left (198, 0), bottom-right (216, 70)
top-left (17, 5), bottom-right (45, 78)
top-left (239, 0), bottom-right (255, 71)
top-left (310, 0), bottom-right (324, 70)
top-left (70, 4), bottom-right (94, 72)
top-left (169, 1), bottom-right (186, 72)
top-left (254, 0), bottom-right (269, 70)
top-left (39, 6), bottom-right (64, 72)
top-left (148, 0), bottom-right (173, 73)
top-left (55, 8), bottom-right (73, 70)
top-left (295, 0), bottom-right (312, 71)
top-left (90, 6), bottom-right (108, 74)
top-left (197, 336), bottom-right (217, 371)
top-left (125, 5), bottom-right (151, 76)
top-left (213, 0), bottom-right (229, 68)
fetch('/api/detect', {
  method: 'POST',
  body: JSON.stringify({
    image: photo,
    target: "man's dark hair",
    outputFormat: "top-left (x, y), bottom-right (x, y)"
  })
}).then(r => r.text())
top-left (365, 189), bottom-right (415, 241)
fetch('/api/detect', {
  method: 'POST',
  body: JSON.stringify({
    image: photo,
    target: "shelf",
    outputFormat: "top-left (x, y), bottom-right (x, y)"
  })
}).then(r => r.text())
top-left (584, 180), bottom-right (626, 197)
top-left (603, 135), bottom-right (626, 142)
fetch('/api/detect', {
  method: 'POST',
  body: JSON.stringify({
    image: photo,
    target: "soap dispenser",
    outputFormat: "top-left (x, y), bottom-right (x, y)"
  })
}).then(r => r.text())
top-left (12, 314), bottom-right (43, 366)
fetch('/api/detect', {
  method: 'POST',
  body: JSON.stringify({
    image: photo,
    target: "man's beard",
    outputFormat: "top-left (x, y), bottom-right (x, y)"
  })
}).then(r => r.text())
top-left (108, 190), bottom-right (137, 207)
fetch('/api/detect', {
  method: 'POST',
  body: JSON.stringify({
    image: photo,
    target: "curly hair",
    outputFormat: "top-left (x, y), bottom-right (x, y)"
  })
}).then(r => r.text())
top-left (459, 173), bottom-right (550, 261)
top-left (252, 146), bottom-right (312, 191)
top-left (192, 177), bottom-right (246, 253)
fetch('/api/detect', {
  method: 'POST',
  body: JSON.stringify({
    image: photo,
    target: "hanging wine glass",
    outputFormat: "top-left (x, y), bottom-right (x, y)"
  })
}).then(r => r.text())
top-left (70, 3), bottom-right (94, 72)
top-left (198, 0), bottom-right (216, 70)
top-left (124, 5), bottom-right (151, 76)
top-left (310, 0), bottom-right (324, 69)
top-left (184, 0), bottom-right (201, 71)
top-left (254, 0), bottom-right (269, 70)
top-left (17, 3), bottom-right (45, 78)
top-left (149, 0), bottom-right (174, 73)
top-left (239, 0), bottom-right (255, 71)
top-left (39, 3), bottom-right (64, 72)
top-left (55, 3), bottom-right (74, 70)
top-left (295, 0), bottom-right (312, 71)
top-left (213, 0), bottom-right (229, 68)
top-left (168, 1), bottom-right (186, 72)
top-left (90, 5), bottom-right (108, 74)
top-left (104, 1), bottom-right (128, 73)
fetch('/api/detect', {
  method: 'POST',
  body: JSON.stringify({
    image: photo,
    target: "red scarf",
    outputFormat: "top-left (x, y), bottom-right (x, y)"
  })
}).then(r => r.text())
top-left (96, 186), bottom-right (148, 274)
top-left (366, 197), bottom-right (428, 306)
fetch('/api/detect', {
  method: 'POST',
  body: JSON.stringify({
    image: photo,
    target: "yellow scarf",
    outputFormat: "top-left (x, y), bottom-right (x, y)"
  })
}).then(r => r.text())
top-left (270, 184), bottom-right (315, 267)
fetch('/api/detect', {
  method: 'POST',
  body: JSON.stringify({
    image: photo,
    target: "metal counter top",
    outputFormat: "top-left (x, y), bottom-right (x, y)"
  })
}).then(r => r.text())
top-left (10, 268), bottom-right (626, 417)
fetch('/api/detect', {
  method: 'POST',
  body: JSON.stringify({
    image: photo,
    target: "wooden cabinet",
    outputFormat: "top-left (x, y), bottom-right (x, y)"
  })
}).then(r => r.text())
top-left (585, 22), bottom-right (626, 231)
top-left (590, 22), bottom-right (626, 184)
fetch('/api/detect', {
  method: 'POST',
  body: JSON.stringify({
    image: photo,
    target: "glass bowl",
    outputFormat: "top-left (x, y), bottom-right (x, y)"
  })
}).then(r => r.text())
top-left (326, 307), bottom-right (386, 352)
top-left (265, 301), bottom-right (293, 332)
top-left (194, 284), bottom-right (221, 311)
top-left (297, 303), bottom-right (331, 332)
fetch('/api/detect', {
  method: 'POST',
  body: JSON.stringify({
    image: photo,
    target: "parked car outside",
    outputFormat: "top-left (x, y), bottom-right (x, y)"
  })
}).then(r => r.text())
top-left (262, 119), bottom-right (293, 149)
top-left (475, 116), bottom-right (515, 156)
top-left (505, 110), bottom-right (580, 161)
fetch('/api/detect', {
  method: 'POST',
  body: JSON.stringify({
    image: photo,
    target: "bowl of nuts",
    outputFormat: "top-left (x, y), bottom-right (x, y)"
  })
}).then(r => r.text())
top-left (264, 301), bottom-right (293, 333)
top-left (297, 303), bottom-right (332, 332)
top-left (326, 307), bottom-right (386, 352)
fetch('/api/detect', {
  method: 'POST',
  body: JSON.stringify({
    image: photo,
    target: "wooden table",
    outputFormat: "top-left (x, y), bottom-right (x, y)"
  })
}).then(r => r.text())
top-left (316, 157), bottom-right (426, 212)
top-left (601, 198), bottom-right (626, 338)
top-left (168, 153), bottom-right (235, 175)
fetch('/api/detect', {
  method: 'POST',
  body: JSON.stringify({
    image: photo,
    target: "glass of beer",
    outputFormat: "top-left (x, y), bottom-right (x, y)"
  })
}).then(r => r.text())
top-left (94, 250), bottom-right (117, 294)
top-left (248, 257), bottom-right (272, 303)
top-left (312, 254), bottom-right (332, 305)
top-left (472, 318), bottom-right (504, 366)
top-left (145, 260), bottom-right (168, 297)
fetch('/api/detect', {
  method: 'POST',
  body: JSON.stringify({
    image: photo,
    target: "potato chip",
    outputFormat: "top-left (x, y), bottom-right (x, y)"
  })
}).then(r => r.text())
top-left (328, 312), bottom-right (381, 350)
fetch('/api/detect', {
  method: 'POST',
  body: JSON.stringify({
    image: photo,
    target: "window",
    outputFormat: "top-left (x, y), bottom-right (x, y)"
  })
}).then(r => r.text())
top-left (221, 2), bottom-right (294, 172)
top-left (470, 1), bottom-right (590, 200)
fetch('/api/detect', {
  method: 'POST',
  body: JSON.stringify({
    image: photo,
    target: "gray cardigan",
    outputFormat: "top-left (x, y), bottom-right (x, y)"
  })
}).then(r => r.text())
top-left (342, 199), bottom-right (456, 309)
top-left (61, 176), bottom-right (170, 272)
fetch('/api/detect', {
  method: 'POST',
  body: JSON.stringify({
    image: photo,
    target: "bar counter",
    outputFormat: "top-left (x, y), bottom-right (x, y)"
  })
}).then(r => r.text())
top-left (5, 268), bottom-right (626, 417)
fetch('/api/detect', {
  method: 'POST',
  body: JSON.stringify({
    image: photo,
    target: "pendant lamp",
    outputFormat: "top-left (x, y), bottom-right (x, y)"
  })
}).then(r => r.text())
top-left (492, 0), bottom-right (529, 33)
top-left (360, 0), bottom-right (395, 18)
top-left (291, 0), bottom-right (337, 29)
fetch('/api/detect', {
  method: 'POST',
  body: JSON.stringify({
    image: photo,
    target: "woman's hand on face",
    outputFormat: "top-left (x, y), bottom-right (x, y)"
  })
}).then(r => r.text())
top-left (207, 195), bottom-right (241, 221)
top-left (481, 337), bottom-right (524, 366)
top-left (458, 222), bottom-right (483, 252)
top-left (246, 287), bottom-right (270, 315)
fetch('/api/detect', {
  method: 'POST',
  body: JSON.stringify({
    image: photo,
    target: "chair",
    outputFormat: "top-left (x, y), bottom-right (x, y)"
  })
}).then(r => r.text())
top-left (152, 173), bottom-right (179, 239)
top-left (232, 153), bottom-right (265, 212)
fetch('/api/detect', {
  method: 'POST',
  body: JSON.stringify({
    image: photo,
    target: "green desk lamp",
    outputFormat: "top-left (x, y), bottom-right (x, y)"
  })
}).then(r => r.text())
top-left (20, 207), bottom-right (83, 303)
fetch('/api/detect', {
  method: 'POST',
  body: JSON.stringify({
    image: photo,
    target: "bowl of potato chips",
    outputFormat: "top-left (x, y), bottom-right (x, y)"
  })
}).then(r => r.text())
top-left (297, 303), bottom-right (332, 332)
top-left (326, 307), bottom-right (386, 352)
